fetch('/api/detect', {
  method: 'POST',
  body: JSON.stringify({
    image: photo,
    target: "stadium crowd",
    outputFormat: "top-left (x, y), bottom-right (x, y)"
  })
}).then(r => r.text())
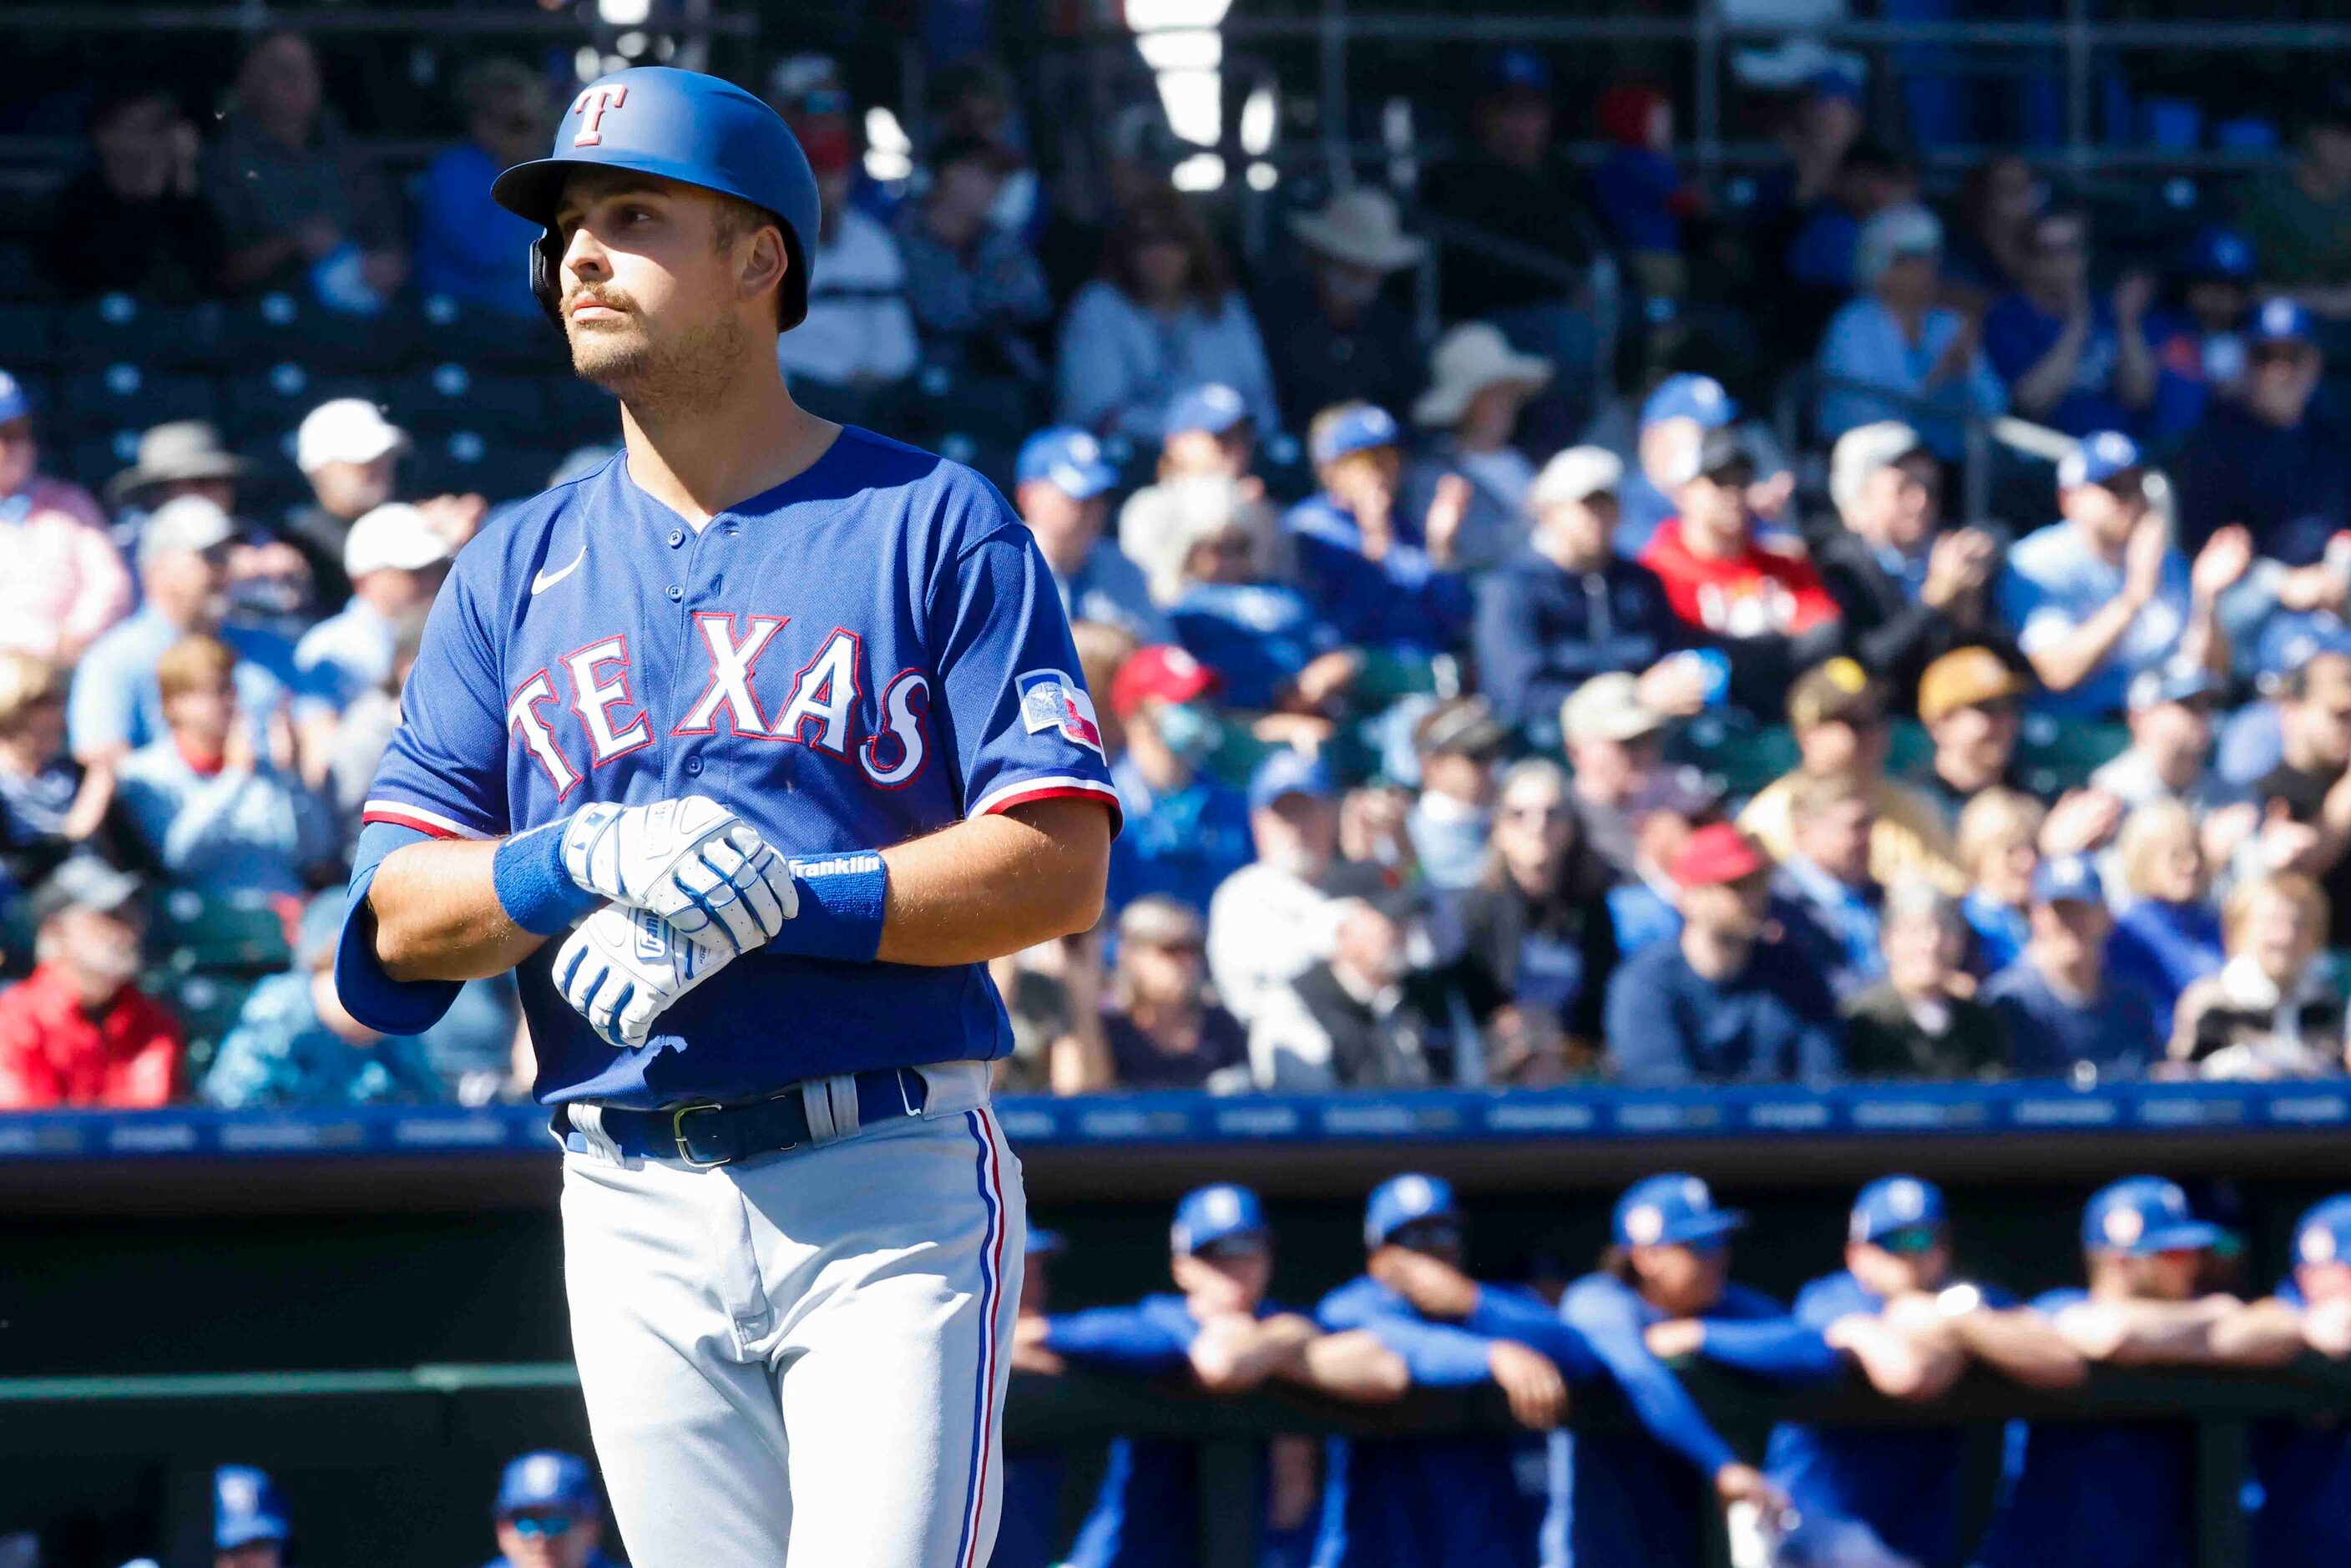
top-left (144, 1171), bottom-right (2351, 1568)
top-left (13, 36), bottom-right (2351, 1108)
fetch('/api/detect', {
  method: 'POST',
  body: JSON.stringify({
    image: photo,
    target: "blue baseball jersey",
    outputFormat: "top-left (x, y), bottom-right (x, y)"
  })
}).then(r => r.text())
top-left (1763, 1269), bottom-right (2016, 1568)
top-left (1313, 1276), bottom-right (1595, 1568)
top-left (1974, 1288), bottom-right (2192, 1568)
top-left (347, 432), bottom-right (1119, 1107)
top-left (2250, 1279), bottom-right (2351, 1568)
top-left (1043, 1293), bottom-right (1292, 1568)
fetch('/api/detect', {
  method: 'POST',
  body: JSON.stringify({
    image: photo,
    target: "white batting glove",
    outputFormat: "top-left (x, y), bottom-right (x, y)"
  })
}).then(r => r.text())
top-left (560, 797), bottom-right (797, 955)
top-left (554, 903), bottom-right (733, 1050)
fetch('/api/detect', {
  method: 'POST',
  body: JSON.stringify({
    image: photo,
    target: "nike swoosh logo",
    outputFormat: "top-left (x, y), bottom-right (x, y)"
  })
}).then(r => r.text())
top-left (532, 547), bottom-right (586, 595)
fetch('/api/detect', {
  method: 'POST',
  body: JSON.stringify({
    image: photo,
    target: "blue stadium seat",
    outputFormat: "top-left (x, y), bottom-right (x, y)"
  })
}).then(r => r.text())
top-left (407, 430), bottom-right (569, 505)
top-left (386, 363), bottom-right (549, 438)
top-left (153, 888), bottom-right (291, 974)
top-left (220, 293), bottom-right (400, 374)
top-left (221, 363), bottom-right (382, 445)
top-left (0, 302), bottom-right (60, 371)
top-left (57, 365), bottom-right (221, 436)
top-left (416, 292), bottom-right (557, 371)
top-left (54, 296), bottom-right (229, 371)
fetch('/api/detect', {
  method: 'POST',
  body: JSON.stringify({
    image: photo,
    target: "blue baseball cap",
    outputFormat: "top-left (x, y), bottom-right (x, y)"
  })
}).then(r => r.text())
top-left (2083, 1176), bottom-right (2222, 1256)
top-left (215, 1464), bottom-right (291, 1550)
top-left (1480, 47), bottom-right (1553, 97)
top-left (0, 369), bottom-right (26, 426)
top-left (1615, 1173), bottom-right (1746, 1247)
top-left (496, 1450), bottom-right (597, 1517)
top-left (2055, 429), bottom-right (2143, 491)
top-left (2182, 226), bottom-right (2256, 281)
top-left (1172, 1183), bottom-right (1269, 1254)
top-left (2295, 1195), bottom-right (2351, 1268)
top-left (1027, 1227), bottom-right (1067, 1257)
top-left (1247, 747), bottom-right (1335, 813)
top-left (1848, 1176), bottom-right (1947, 1245)
top-left (2253, 296), bottom-right (2318, 347)
top-left (2257, 612), bottom-right (2351, 678)
top-left (2030, 853), bottom-right (2105, 908)
top-left (1016, 427), bottom-right (1119, 499)
top-left (1166, 383), bottom-right (1252, 438)
top-left (2126, 662), bottom-right (2223, 712)
top-left (1310, 403), bottom-right (1401, 466)
top-left (1365, 1173), bottom-right (1459, 1248)
top-left (1640, 372), bottom-right (1738, 431)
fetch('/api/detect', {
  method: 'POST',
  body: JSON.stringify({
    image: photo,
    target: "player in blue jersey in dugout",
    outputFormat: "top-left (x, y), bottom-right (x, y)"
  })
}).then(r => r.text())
top-left (1017, 1183), bottom-right (1410, 1568)
top-left (336, 66), bottom-right (1119, 1568)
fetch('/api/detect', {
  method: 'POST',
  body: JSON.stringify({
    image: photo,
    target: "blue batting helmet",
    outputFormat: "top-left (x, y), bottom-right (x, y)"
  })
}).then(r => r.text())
top-left (490, 66), bottom-right (822, 331)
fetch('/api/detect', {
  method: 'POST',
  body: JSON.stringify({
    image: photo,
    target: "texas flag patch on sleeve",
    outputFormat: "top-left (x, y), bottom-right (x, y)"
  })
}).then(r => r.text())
top-left (1017, 669), bottom-right (1104, 755)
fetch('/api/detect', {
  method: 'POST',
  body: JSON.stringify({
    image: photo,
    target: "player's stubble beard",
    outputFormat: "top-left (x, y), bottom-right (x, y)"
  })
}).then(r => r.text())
top-left (566, 286), bottom-right (750, 422)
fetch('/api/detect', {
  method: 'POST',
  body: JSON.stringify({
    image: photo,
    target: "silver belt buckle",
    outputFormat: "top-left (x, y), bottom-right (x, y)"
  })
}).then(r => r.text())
top-left (670, 1101), bottom-right (730, 1167)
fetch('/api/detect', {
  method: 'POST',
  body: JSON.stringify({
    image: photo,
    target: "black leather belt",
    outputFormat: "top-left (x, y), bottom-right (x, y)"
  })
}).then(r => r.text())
top-left (561, 1067), bottom-right (929, 1167)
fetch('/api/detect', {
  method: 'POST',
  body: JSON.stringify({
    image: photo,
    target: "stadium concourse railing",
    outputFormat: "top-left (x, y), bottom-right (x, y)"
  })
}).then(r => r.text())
top-left (7, 1354), bottom-right (2350, 1568)
top-left (3, 1078), bottom-right (2351, 1209)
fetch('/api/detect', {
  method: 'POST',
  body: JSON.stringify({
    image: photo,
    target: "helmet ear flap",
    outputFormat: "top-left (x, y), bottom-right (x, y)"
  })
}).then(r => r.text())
top-left (531, 228), bottom-right (565, 326)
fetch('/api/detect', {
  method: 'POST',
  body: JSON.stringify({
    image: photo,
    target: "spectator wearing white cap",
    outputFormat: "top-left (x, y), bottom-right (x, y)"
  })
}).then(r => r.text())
top-left (1816, 204), bottom-right (2005, 460)
top-left (1256, 188), bottom-right (1427, 429)
top-left (0, 370), bottom-right (133, 665)
top-left (1813, 422), bottom-right (2005, 707)
top-left (67, 495), bottom-right (333, 776)
top-left (1398, 323), bottom-right (1552, 574)
top-left (295, 503), bottom-right (454, 709)
top-left (1474, 446), bottom-right (1708, 747)
top-left (282, 397), bottom-right (411, 607)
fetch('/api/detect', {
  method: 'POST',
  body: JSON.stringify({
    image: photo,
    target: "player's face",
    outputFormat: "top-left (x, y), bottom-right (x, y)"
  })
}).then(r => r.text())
top-left (551, 170), bottom-right (778, 397)
top-left (0, 417), bottom-right (36, 496)
top-left (2297, 1258), bottom-right (2351, 1307)
top-left (1175, 1238), bottom-right (1273, 1314)
top-left (497, 1511), bottom-right (601, 1568)
top-left (1848, 1231), bottom-right (1950, 1297)
top-left (1631, 1240), bottom-right (1729, 1318)
top-left (215, 1544), bottom-right (282, 1568)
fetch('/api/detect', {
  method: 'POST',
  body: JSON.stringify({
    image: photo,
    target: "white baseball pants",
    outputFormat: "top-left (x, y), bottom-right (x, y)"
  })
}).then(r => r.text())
top-left (559, 1062), bottom-right (1025, 1568)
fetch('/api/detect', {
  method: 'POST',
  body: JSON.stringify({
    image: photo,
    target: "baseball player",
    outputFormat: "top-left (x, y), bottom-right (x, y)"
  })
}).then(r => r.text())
top-left (1015, 1183), bottom-right (1408, 1568)
top-left (211, 1465), bottom-right (290, 1568)
top-left (1760, 1176), bottom-right (2084, 1568)
top-left (997, 1227), bottom-right (1072, 1568)
top-left (1972, 1176), bottom-right (2302, 1568)
top-left (2237, 1194), bottom-right (2351, 1565)
top-left (1312, 1173), bottom-right (1599, 1568)
top-left (334, 67), bottom-right (1118, 1568)
top-left (1544, 1174), bottom-right (1828, 1568)
top-left (483, 1451), bottom-right (617, 1568)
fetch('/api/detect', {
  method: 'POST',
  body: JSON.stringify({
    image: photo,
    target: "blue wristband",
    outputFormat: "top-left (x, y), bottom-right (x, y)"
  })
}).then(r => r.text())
top-left (493, 817), bottom-right (604, 937)
top-left (771, 852), bottom-right (889, 963)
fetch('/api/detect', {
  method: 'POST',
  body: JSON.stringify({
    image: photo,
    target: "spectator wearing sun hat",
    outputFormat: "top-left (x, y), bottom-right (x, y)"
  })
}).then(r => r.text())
top-left (1259, 187), bottom-right (1427, 430)
top-left (0, 369), bottom-right (133, 666)
top-left (1605, 823), bottom-right (1844, 1085)
top-left (1105, 644), bottom-right (1251, 915)
top-left (294, 502), bottom-right (453, 710)
top-left (1400, 322), bottom-right (1552, 573)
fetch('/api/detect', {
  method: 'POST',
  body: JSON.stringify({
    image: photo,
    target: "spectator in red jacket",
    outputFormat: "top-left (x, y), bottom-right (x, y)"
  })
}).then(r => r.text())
top-left (0, 858), bottom-right (180, 1109)
top-left (1640, 426), bottom-right (1840, 709)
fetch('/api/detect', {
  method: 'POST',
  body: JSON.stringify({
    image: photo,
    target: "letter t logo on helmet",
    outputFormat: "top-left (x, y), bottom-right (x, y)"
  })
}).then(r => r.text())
top-left (571, 84), bottom-right (629, 147)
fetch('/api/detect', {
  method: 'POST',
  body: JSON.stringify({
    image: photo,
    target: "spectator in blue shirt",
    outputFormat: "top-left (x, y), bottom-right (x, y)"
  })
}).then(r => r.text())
top-left (292, 502), bottom-right (452, 711)
top-left (204, 890), bottom-right (442, 1109)
top-left (2000, 431), bottom-right (2248, 720)
top-left (895, 134), bottom-right (1052, 377)
top-left (2105, 800), bottom-right (2225, 1030)
top-left (2171, 297), bottom-right (2351, 567)
top-left (1983, 856), bottom-right (2164, 1078)
top-left (1766, 1176), bottom-right (2086, 1568)
top-left (1283, 403), bottom-right (1471, 659)
top-left (1975, 1176), bottom-right (2300, 1568)
top-left (114, 635), bottom-right (340, 902)
top-left (1954, 787), bottom-right (2043, 975)
top-left (1816, 204), bottom-right (2006, 461)
top-left (2245, 1195), bottom-right (2351, 1565)
top-left (409, 59), bottom-right (549, 316)
top-left (1982, 207), bottom-right (2158, 438)
top-left (483, 1449), bottom-right (620, 1568)
top-left (1546, 1174), bottom-right (1829, 1568)
top-left (2144, 226), bottom-right (2257, 438)
top-left (1473, 446), bottom-right (1705, 747)
top-left (1604, 822), bottom-right (1845, 1085)
top-left (1160, 481), bottom-right (1352, 713)
top-left (68, 495), bottom-right (331, 771)
top-left (1103, 644), bottom-right (1251, 915)
top-left (1769, 773), bottom-right (1887, 1003)
top-left (1015, 427), bottom-right (1167, 644)
top-left (1400, 322), bottom-right (1551, 573)
top-left (1019, 1185), bottom-right (1408, 1568)
top-left (1314, 1175), bottom-right (1601, 1568)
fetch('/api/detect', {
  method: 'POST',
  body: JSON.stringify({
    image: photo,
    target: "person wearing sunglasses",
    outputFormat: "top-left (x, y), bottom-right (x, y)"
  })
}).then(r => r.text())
top-left (1974, 1176), bottom-right (2303, 1568)
top-left (1015, 1183), bottom-right (1407, 1568)
top-left (1543, 1174), bottom-right (1828, 1568)
top-left (1312, 1173), bottom-right (1599, 1568)
top-left (1762, 1176), bottom-right (2082, 1568)
top-left (486, 1451), bottom-right (616, 1568)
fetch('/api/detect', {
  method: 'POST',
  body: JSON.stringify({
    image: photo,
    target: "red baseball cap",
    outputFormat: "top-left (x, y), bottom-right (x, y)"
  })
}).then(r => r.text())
top-left (1671, 822), bottom-right (1770, 888)
top-left (1110, 645), bottom-right (1221, 719)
